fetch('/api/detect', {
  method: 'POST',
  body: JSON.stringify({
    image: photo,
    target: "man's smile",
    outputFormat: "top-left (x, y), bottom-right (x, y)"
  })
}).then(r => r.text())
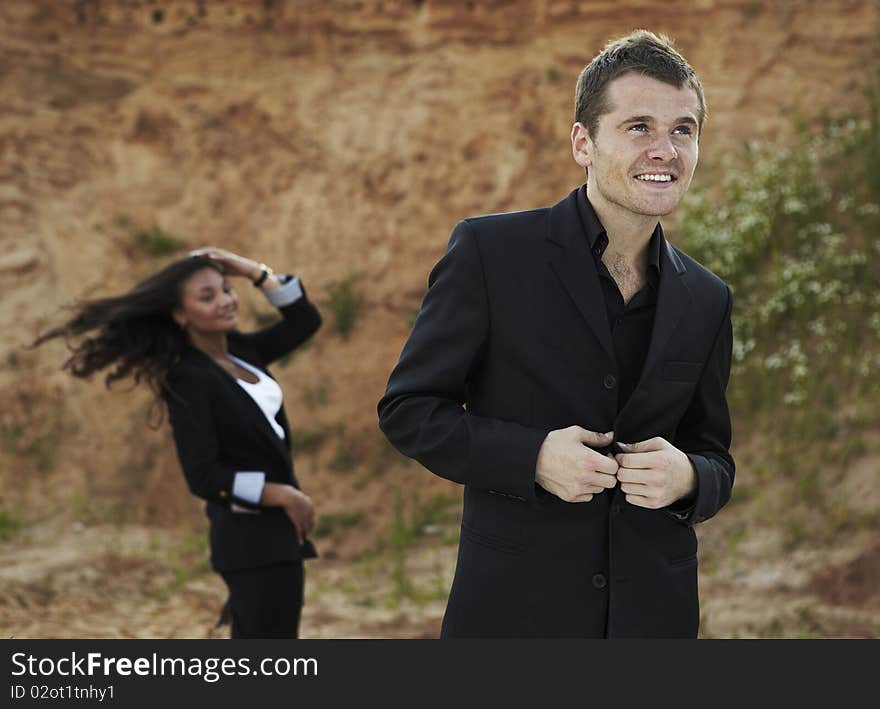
top-left (633, 172), bottom-right (678, 186)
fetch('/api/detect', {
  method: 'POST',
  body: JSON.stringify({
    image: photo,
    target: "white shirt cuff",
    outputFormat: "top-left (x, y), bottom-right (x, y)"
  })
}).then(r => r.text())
top-left (263, 275), bottom-right (303, 308)
top-left (232, 471), bottom-right (266, 505)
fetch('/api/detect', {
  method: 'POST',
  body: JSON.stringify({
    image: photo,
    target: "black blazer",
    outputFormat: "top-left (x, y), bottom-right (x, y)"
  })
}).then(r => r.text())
top-left (378, 188), bottom-right (734, 638)
top-left (165, 287), bottom-right (322, 572)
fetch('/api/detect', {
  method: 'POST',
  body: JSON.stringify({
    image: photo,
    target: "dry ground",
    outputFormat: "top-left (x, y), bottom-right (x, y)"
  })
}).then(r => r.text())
top-left (2, 511), bottom-right (877, 640)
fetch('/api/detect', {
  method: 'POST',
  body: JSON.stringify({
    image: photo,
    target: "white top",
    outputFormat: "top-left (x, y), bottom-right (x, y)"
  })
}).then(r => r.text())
top-left (229, 355), bottom-right (285, 440)
top-left (229, 274), bottom-right (303, 511)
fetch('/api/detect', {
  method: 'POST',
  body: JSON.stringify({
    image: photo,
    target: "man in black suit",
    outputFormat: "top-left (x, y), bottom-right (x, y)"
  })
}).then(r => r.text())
top-left (378, 30), bottom-right (734, 638)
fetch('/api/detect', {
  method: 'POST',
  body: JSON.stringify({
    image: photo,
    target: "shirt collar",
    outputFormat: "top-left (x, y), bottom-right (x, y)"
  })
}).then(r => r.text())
top-left (576, 184), bottom-right (662, 275)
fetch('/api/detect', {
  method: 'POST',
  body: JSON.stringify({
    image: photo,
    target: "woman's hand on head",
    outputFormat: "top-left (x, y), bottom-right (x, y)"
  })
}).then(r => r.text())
top-left (189, 247), bottom-right (263, 282)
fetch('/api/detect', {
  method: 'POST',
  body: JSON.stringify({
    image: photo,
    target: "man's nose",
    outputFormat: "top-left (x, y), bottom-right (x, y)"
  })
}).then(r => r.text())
top-left (646, 135), bottom-right (677, 161)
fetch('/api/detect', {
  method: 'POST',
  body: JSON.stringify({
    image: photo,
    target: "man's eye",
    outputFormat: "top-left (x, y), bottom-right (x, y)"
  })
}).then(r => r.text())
top-left (673, 126), bottom-right (693, 135)
top-left (629, 124), bottom-right (649, 132)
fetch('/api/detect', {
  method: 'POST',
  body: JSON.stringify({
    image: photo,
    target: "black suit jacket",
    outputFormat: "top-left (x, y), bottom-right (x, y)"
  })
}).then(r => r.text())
top-left (165, 288), bottom-right (322, 572)
top-left (378, 188), bottom-right (734, 638)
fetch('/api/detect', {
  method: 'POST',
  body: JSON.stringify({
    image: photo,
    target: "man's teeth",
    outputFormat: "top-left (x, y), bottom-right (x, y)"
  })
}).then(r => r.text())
top-left (635, 174), bottom-right (673, 182)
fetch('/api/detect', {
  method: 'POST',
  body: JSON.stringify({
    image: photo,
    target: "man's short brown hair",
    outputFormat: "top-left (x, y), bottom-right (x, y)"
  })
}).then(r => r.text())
top-left (574, 29), bottom-right (706, 139)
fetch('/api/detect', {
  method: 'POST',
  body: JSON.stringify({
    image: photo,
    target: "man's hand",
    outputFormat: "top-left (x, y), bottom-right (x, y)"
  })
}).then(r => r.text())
top-left (615, 437), bottom-right (696, 509)
top-left (535, 426), bottom-right (618, 502)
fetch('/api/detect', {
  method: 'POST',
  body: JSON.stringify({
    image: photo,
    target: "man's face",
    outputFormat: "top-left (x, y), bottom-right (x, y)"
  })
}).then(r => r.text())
top-left (572, 72), bottom-right (701, 220)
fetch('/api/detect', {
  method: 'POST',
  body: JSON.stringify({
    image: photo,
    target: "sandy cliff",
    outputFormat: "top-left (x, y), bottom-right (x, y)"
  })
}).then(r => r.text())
top-left (1, 0), bottom-right (877, 637)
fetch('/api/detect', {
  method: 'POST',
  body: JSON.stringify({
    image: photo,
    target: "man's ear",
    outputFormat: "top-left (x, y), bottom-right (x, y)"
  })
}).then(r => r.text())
top-left (571, 122), bottom-right (593, 170)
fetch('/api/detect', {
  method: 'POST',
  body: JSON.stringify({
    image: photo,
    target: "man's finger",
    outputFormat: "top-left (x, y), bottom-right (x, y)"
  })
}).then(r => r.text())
top-left (616, 466), bottom-right (643, 484)
top-left (574, 426), bottom-right (614, 448)
top-left (583, 471), bottom-right (617, 489)
top-left (615, 451), bottom-right (664, 469)
top-left (618, 437), bottom-right (666, 453)
top-left (624, 493), bottom-right (660, 509)
top-left (571, 492), bottom-right (594, 503)
top-left (620, 481), bottom-right (650, 495)
top-left (593, 454), bottom-right (619, 476)
top-left (618, 467), bottom-right (664, 487)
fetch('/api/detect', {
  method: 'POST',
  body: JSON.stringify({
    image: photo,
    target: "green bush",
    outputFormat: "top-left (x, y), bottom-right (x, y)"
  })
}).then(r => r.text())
top-left (327, 278), bottom-right (363, 339)
top-left (134, 226), bottom-right (186, 257)
top-left (680, 93), bottom-right (880, 448)
top-left (0, 507), bottom-right (22, 541)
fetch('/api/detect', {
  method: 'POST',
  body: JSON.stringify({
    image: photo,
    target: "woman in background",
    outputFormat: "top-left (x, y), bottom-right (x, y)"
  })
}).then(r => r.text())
top-left (34, 247), bottom-right (322, 638)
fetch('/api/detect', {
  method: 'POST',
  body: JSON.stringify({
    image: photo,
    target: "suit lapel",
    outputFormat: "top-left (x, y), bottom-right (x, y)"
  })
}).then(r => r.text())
top-left (616, 236), bottom-right (692, 424)
top-left (191, 346), bottom-right (292, 466)
top-left (546, 190), bottom-right (616, 362)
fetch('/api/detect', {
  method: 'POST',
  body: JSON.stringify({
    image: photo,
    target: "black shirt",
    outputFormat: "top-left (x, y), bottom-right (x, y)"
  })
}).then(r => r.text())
top-left (575, 184), bottom-right (661, 413)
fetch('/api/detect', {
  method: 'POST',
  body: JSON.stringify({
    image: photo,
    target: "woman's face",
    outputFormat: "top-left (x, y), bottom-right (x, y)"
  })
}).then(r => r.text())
top-left (172, 267), bottom-right (239, 334)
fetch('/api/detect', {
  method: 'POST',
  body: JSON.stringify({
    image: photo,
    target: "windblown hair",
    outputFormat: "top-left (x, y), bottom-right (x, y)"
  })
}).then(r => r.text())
top-left (574, 29), bottom-right (706, 140)
top-left (33, 256), bottom-right (222, 404)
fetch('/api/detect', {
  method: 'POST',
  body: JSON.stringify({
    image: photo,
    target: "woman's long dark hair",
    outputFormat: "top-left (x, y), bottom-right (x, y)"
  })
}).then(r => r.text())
top-left (33, 256), bottom-right (223, 404)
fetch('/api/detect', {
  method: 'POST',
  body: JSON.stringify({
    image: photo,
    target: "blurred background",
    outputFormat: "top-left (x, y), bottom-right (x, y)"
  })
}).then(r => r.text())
top-left (1, 0), bottom-right (877, 638)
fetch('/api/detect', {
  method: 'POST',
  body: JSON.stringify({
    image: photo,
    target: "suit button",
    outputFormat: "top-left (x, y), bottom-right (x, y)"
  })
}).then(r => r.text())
top-left (611, 503), bottom-right (622, 515)
top-left (603, 374), bottom-right (617, 389)
top-left (592, 573), bottom-right (607, 589)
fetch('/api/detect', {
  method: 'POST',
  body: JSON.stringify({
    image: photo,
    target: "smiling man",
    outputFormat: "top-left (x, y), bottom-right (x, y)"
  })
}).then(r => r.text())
top-left (378, 30), bottom-right (734, 638)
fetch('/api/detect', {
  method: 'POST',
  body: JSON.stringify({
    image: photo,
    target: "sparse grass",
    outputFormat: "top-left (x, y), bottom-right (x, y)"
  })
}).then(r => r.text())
top-left (313, 511), bottom-right (363, 539)
top-left (134, 225), bottom-right (186, 257)
top-left (327, 278), bottom-right (363, 339)
top-left (384, 490), bottom-right (458, 552)
top-left (389, 556), bottom-right (415, 605)
top-left (795, 607), bottom-right (824, 638)
top-left (382, 490), bottom-right (454, 607)
top-left (754, 617), bottom-right (785, 639)
top-left (729, 482), bottom-right (756, 505)
top-left (4, 406), bottom-right (64, 475)
top-left (73, 492), bottom-right (95, 525)
top-left (291, 427), bottom-right (329, 454)
top-left (274, 337), bottom-right (314, 369)
top-left (329, 440), bottom-right (356, 473)
top-left (781, 515), bottom-right (807, 551)
top-left (0, 506), bottom-right (22, 541)
top-left (387, 490), bottom-right (416, 550)
top-left (0, 421), bottom-right (22, 450)
top-left (302, 382), bottom-right (330, 409)
top-left (726, 523), bottom-right (748, 556)
top-left (743, 0), bottom-right (762, 20)
top-left (795, 470), bottom-right (821, 504)
top-left (367, 431), bottom-right (413, 479)
top-left (167, 529), bottom-right (211, 585)
top-left (545, 66), bottom-right (562, 83)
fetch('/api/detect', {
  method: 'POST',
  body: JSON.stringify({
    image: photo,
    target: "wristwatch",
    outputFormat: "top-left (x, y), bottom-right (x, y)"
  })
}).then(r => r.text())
top-left (252, 263), bottom-right (274, 287)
